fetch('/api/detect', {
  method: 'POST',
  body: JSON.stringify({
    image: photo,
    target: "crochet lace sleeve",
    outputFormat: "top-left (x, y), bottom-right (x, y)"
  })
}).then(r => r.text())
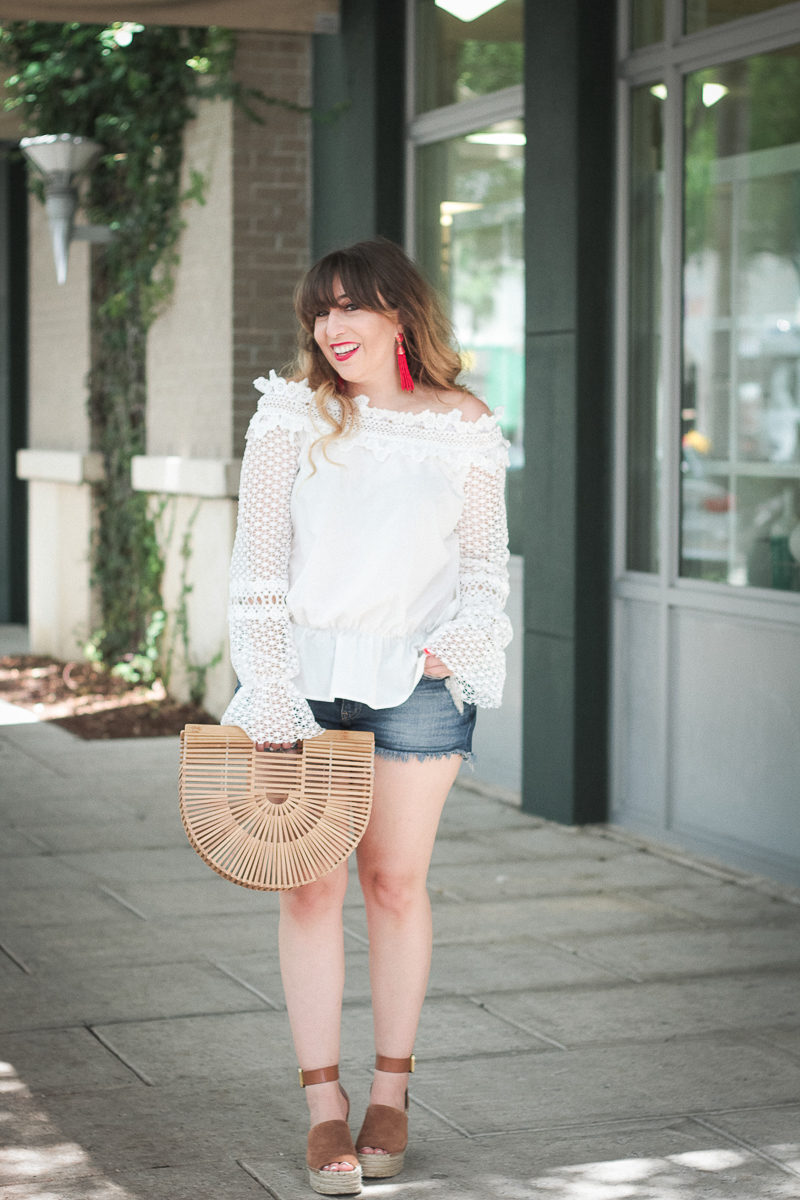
top-left (220, 380), bottom-right (322, 744)
top-left (424, 439), bottom-right (512, 709)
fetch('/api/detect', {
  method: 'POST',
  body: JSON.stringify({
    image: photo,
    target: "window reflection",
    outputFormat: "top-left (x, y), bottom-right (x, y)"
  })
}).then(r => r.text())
top-left (415, 0), bottom-right (523, 112)
top-left (631, 0), bottom-right (664, 48)
top-left (685, 0), bottom-right (799, 35)
top-left (681, 50), bottom-right (800, 590)
top-left (416, 121), bottom-right (525, 455)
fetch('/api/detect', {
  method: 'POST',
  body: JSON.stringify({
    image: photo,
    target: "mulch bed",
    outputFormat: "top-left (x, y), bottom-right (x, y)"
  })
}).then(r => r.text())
top-left (0, 654), bottom-right (214, 739)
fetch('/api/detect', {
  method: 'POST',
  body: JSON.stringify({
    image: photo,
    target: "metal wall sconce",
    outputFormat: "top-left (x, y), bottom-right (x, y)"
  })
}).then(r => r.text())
top-left (19, 133), bottom-right (115, 285)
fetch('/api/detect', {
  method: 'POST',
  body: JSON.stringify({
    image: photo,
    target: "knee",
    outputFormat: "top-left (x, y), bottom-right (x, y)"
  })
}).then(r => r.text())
top-left (360, 866), bottom-right (426, 918)
top-left (280, 867), bottom-right (347, 922)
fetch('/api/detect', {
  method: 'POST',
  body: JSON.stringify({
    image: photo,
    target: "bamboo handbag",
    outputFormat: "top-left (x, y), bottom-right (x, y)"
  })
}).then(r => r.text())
top-left (179, 724), bottom-right (375, 891)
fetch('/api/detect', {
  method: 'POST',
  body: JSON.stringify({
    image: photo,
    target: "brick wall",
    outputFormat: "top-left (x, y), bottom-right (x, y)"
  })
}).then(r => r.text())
top-left (232, 32), bottom-right (312, 450)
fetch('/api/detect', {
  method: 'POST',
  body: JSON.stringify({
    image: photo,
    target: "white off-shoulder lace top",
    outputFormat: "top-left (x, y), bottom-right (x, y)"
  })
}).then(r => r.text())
top-left (220, 371), bottom-right (513, 745)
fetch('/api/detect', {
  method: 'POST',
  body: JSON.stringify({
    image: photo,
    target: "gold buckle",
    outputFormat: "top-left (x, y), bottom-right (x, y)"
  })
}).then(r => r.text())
top-left (409, 1053), bottom-right (416, 1074)
top-left (298, 1067), bottom-right (306, 1088)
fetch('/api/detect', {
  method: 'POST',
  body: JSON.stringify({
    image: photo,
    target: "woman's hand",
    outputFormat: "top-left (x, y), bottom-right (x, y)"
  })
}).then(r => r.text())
top-left (423, 652), bottom-right (451, 679)
top-left (255, 741), bottom-right (300, 752)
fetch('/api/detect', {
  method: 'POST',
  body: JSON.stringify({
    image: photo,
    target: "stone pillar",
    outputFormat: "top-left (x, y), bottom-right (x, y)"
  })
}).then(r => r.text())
top-left (140, 31), bottom-right (312, 717)
top-left (18, 198), bottom-right (97, 659)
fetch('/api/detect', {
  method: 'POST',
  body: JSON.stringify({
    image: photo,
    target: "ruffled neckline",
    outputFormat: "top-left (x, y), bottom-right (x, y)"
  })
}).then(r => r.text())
top-left (258, 371), bottom-right (503, 433)
top-left (350, 392), bottom-right (504, 433)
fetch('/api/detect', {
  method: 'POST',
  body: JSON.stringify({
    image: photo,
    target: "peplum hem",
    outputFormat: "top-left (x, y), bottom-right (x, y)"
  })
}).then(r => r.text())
top-left (292, 625), bottom-right (427, 710)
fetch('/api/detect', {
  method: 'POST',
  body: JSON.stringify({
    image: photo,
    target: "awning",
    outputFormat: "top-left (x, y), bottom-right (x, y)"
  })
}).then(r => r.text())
top-left (0, 0), bottom-right (339, 34)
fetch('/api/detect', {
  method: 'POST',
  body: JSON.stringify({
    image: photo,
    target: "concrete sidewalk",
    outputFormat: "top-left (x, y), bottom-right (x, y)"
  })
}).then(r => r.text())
top-left (1, 714), bottom-right (800, 1200)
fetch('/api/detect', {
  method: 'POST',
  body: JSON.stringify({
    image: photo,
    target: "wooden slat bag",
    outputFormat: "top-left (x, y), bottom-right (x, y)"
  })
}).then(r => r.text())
top-left (179, 725), bottom-right (374, 890)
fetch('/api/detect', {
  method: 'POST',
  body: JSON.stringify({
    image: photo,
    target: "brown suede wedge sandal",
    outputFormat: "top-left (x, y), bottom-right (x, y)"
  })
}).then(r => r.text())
top-left (300, 1064), bottom-right (362, 1197)
top-left (355, 1053), bottom-right (415, 1179)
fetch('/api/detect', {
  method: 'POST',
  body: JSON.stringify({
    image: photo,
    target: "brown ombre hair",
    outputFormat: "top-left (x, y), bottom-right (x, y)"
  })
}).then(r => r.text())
top-left (291, 238), bottom-right (467, 448)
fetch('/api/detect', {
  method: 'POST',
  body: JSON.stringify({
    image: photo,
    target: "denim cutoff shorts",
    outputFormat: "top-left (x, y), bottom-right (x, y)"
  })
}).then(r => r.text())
top-left (308, 675), bottom-right (476, 764)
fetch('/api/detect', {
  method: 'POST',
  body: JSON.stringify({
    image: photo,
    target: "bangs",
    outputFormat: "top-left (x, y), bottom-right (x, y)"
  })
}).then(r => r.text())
top-left (295, 248), bottom-right (391, 330)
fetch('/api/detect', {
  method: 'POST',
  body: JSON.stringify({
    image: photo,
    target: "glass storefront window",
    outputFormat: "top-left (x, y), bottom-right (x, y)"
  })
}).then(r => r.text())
top-left (415, 120), bottom-right (525, 454)
top-left (681, 48), bottom-right (800, 590)
top-left (415, 0), bottom-right (523, 113)
top-left (685, 0), bottom-right (799, 35)
top-left (631, 0), bottom-right (664, 48)
top-left (626, 85), bottom-right (665, 573)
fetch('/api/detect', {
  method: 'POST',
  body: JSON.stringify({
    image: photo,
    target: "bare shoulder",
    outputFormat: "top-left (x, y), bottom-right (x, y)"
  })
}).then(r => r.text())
top-left (442, 389), bottom-right (491, 423)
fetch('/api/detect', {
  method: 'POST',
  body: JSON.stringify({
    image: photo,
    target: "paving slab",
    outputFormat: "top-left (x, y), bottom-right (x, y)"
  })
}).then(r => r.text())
top-left (0, 912), bottom-right (281, 972)
top-left (0, 852), bottom-right (97, 890)
top-left (437, 791), bottom-right (537, 833)
top-left (0, 886), bottom-right (140, 929)
top-left (91, 1009), bottom-right (300, 1086)
top-left (427, 937), bottom-right (626, 994)
top-left (22, 817), bottom-right (185, 853)
top-left (212, 948), bottom-right (370, 1005)
top-left (243, 1115), bottom-right (799, 1199)
top-left (8, 789), bottom-right (139, 828)
top-left (755, 1027), bottom-right (800, 1061)
top-left (429, 831), bottom-right (509, 866)
top-left (436, 891), bottom-right (695, 939)
top-left (0, 830), bottom-right (48, 856)
top-left (556, 925), bottom-right (800, 981)
top-left (622, 883), bottom-right (800, 927)
top-left (348, 994), bottom-right (543, 1063)
top-left (0, 1162), bottom-right (270, 1200)
top-left (475, 972), bottom-right (800, 1046)
top-left (0, 960), bottom-right (268, 1033)
top-left (0, 1026), bottom-right (134, 1093)
top-left (407, 1040), bottom-right (800, 1136)
top-left (53, 846), bottom-right (210, 885)
top-left (342, 890), bottom-right (694, 947)
top-left (0, 1073), bottom-right (290, 1175)
top-left (425, 851), bottom-right (709, 902)
top-left (710, 1104), bottom-right (800, 1175)
top-left (473, 823), bottom-right (637, 861)
top-left (98, 876), bottom-right (279, 920)
top-left (476, 822), bottom-right (634, 860)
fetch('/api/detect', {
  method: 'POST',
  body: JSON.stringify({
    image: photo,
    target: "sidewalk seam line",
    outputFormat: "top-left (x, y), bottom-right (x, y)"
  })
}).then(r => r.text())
top-left (85, 1024), bottom-right (154, 1086)
top-left (468, 996), bottom-right (569, 1050)
top-left (539, 937), bottom-right (646, 983)
top-left (237, 1158), bottom-right (285, 1196)
top-left (98, 885), bottom-right (149, 920)
top-left (409, 1095), bottom-right (472, 1138)
top-left (211, 961), bottom-right (282, 1009)
top-left (690, 1114), bottom-right (800, 1180)
top-left (0, 940), bottom-right (32, 974)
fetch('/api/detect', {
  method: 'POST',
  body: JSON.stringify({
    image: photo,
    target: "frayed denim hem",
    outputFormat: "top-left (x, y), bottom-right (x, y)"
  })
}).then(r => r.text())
top-left (374, 747), bottom-right (474, 768)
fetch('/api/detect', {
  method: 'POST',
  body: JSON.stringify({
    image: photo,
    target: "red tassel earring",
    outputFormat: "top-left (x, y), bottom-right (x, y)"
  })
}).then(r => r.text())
top-left (335, 373), bottom-right (346, 391)
top-left (396, 332), bottom-right (415, 393)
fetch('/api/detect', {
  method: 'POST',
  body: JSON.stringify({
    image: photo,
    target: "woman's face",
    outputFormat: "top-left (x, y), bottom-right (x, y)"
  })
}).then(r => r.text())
top-left (313, 277), bottom-right (400, 388)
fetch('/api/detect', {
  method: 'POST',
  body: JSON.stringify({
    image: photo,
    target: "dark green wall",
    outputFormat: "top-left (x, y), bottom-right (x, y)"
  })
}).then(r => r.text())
top-left (521, 1), bottom-right (615, 823)
top-left (0, 147), bottom-right (28, 624)
top-left (311, 0), bottom-right (405, 257)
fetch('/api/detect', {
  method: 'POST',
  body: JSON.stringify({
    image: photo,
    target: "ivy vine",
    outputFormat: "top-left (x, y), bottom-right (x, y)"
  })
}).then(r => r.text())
top-left (0, 20), bottom-right (323, 687)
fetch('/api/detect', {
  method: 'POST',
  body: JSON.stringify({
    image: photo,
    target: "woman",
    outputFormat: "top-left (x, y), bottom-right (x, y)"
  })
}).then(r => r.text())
top-left (221, 238), bottom-right (511, 1195)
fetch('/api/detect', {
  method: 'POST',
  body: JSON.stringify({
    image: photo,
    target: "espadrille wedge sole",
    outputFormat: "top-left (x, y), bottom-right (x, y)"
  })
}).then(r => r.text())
top-left (356, 1053), bottom-right (414, 1180)
top-left (300, 1064), bottom-right (362, 1196)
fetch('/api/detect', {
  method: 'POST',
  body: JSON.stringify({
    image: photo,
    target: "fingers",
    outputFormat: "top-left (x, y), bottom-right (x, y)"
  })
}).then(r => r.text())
top-left (423, 653), bottom-right (451, 679)
top-left (255, 741), bottom-right (298, 752)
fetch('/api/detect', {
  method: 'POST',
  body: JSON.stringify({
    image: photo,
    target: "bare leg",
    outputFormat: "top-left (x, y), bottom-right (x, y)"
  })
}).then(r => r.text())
top-left (279, 861), bottom-right (353, 1172)
top-left (355, 753), bottom-right (462, 1154)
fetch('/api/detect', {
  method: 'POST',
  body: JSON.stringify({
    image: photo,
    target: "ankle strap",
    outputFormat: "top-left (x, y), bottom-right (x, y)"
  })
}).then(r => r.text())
top-left (375, 1054), bottom-right (415, 1074)
top-left (298, 1064), bottom-right (339, 1088)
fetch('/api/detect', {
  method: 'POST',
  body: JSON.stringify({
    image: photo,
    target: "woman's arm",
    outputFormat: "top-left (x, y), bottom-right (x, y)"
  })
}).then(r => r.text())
top-left (422, 452), bottom-right (512, 708)
top-left (220, 413), bottom-right (322, 745)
